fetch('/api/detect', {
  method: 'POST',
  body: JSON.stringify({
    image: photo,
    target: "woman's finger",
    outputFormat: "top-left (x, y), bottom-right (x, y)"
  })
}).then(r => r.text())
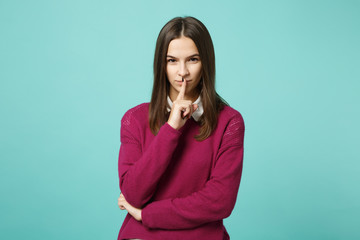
top-left (182, 104), bottom-right (192, 119)
top-left (183, 103), bottom-right (198, 120)
top-left (118, 199), bottom-right (126, 210)
top-left (181, 109), bottom-right (187, 120)
top-left (118, 194), bottom-right (127, 210)
top-left (176, 77), bottom-right (187, 100)
top-left (118, 199), bottom-right (128, 210)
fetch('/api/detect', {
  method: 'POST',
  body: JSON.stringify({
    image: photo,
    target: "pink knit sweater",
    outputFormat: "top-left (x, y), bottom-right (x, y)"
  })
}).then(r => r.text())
top-left (118, 103), bottom-right (245, 240)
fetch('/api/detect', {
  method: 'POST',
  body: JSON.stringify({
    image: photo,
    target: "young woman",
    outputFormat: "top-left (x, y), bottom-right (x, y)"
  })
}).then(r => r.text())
top-left (117, 16), bottom-right (245, 240)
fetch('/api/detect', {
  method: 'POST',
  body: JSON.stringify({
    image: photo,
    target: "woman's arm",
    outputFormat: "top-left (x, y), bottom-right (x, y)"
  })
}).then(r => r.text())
top-left (119, 82), bottom-right (196, 208)
top-left (119, 111), bottom-right (182, 208)
top-left (140, 114), bottom-right (245, 230)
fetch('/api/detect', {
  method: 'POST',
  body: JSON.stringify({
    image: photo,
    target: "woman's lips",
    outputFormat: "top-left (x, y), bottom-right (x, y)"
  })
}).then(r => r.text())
top-left (175, 80), bottom-right (191, 84)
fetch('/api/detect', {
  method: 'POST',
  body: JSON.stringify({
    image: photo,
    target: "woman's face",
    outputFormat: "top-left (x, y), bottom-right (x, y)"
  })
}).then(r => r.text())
top-left (166, 36), bottom-right (202, 102)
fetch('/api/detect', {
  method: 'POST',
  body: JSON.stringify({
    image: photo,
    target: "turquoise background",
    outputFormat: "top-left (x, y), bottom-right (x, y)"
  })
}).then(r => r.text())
top-left (1, 0), bottom-right (359, 239)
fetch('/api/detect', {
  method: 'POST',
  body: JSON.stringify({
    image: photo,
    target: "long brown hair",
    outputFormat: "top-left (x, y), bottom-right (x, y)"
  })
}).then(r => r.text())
top-left (149, 16), bottom-right (228, 141)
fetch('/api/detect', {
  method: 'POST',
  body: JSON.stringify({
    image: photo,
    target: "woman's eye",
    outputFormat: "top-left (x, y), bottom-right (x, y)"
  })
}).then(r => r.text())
top-left (167, 59), bottom-right (176, 63)
top-left (189, 58), bottom-right (199, 62)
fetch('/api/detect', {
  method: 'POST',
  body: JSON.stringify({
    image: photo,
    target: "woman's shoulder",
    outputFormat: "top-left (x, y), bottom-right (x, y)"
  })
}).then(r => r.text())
top-left (218, 105), bottom-right (245, 128)
top-left (121, 102), bottom-right (150, 127)
top-left (216, 105), bottom-right (245, 147)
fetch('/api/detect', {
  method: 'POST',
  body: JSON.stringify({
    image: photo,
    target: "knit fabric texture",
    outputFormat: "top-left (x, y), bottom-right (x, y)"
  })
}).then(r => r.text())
top-left (118, 103), bottom-right (245, 240)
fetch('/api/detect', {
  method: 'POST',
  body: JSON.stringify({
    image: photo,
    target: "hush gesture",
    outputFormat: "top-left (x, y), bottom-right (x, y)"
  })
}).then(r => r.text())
top-left (167, 77), bottom-right (198, 130)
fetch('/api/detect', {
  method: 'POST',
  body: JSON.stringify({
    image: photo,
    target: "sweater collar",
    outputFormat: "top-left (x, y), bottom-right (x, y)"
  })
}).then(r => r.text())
top-left (166, 95), bottom-right (203, 122)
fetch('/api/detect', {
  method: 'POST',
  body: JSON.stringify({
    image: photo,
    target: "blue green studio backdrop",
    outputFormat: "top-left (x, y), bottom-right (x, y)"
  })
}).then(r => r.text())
top-left (1, 0), bottom-right (359, 239)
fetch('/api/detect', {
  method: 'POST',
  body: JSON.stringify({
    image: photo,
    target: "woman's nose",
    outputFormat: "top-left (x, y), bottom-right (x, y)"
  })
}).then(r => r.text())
top-left (178, 62), bottom-right (189, 77)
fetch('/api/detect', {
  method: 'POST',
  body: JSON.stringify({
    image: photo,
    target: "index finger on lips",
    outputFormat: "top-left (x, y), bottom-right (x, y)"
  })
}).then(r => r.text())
top-left (176, 77), bottom-right (186, 100)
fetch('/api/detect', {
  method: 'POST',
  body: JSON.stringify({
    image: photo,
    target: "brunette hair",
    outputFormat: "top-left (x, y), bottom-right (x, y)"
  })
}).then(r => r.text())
top-left (149, 16), bottom-right (228, 141)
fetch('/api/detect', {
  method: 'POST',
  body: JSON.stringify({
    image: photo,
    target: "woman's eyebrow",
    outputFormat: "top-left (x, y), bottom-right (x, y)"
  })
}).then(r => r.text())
top-left (166, 54), bottom-right (200, 58)
top-left (188, 54), bottom-right (200, 58)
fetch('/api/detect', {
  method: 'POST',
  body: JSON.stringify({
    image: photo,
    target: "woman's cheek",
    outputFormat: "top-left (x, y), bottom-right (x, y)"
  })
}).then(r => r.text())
top-left (167, 65), bottom-right (177, 78)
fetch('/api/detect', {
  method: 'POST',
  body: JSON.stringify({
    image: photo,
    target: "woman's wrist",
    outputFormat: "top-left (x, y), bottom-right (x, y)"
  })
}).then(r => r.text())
top-left (167, 120), bottom-right (178, 130)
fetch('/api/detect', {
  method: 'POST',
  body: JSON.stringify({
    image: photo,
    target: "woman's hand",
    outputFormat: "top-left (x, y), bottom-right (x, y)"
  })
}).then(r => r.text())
top-left (167, 79), bottom-right (198, 130)
top-left (118, 193), bottom-right (142, 221)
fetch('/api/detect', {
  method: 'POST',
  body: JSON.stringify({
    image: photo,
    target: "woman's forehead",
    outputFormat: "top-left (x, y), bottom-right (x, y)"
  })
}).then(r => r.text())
top-left (167, 36), bottom-right (199, 57)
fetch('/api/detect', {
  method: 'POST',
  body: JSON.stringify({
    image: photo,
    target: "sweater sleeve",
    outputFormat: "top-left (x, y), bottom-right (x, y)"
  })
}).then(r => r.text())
top-left (118, 109), bottom-right (182, 208)
top-left (141, 113), bottom-right (245, 229)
